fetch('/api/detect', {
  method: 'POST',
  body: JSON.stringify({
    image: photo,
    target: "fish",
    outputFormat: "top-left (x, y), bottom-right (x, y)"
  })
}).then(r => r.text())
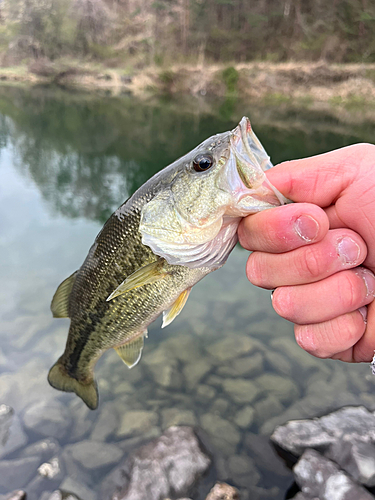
top-left (48, 117), bottom-right (288, 410)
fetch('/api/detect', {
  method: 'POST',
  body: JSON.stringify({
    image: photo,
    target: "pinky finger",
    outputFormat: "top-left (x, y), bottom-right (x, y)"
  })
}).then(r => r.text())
top-left (294, 309), bottom-right (367, 361)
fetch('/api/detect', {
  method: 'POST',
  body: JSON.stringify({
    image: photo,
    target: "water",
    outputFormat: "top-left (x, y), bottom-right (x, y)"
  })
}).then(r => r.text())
top-left (0, 85), bottom-right (375, 500)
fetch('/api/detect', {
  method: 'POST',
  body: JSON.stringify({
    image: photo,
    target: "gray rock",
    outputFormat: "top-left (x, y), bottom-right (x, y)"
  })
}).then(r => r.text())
top-left (254, 374), bottom-right (300, 405)
top-left (161, 335), bottom-right (203, 364)
top-left (0, 405), bottom-right (13, 446)
top-left (183, 359), bottom-right (212, 388)
top-left (209, 398), bottom-right (229, 415)
top-left (319, 406), bottom-right (375, 441)
top-left (196, 384), bottom-right (216, 401)
top-left (0, 411), bottom-right (28, 459)
top-left (68, 399), bottom-right (94, 442)
top-left (233, 406), bottom-right (255, 429)
top-left (205, 482), bottom-right (239, 500)
top-left (66, 440), bottom-right (123, 470)
top-left (23, 400), bottom-right (72, 440)
top-left (245, 432), bottom-right (290, 477)
top-left (59, 477), bottom-right (97, 500)
top-left (254, 396), bottom-right (284, 426)
top-left (216, 353), bottom-right (264, 378)
top-left (0, 455), bottom-right (41, 491)
top-left (0, 491), bottom-right (27, 500)
top-left (227, 454), bottom-right (261, 488)
top-left (222, 378), bottom-right (261, 404)
top-left (25, 457), bottom-right (65, 500)
top-left (290, 494), bottom-right (313, 500)
top-left (117, 410), bottom-right (158, 438)
top-left (40, 491), bottom-right (82, 500)
top-left (90, 402), bottom-right (119, 442)
top-left (200, 413), bottom-right (241, 455)
top-left (143, 346), bottom-right (183, 389)
top-left (161, 408), bottom-right (197, 429)
top-left (271, 419), bottom-right (336, 456)
top-left (101, 426), bottom-right (210, 500)
top-left (206, 334), bottom-right (259, 361)
top-left (264, 350), bottom-right (292, 377)
top-left (21, 438), bottom-right (60, 462)
top-left (327, 439), bottom-right (375, 487)
top-left (294, 449), bottom-right (374, 500)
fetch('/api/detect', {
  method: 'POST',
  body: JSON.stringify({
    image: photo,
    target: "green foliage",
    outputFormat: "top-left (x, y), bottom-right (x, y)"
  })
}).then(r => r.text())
top-left (222, 66), bottom-right (239, 94)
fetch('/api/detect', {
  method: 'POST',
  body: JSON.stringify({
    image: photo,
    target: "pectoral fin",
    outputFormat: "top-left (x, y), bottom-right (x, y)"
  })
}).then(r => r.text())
top-left (51, 271), bottom-right (77, 318)
top-left (107, 259), bottom-right (168, 301)
top-left (115, 333), bottom-right (146, 368)
top-left (162, 288), bottom-right (191, 328)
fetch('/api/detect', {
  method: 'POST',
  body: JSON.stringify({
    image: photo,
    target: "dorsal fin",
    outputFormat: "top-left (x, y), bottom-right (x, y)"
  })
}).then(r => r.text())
top-left (162, 288), bottom-right (191, 328)
top-left (115, 333), bottom-right (146, 368)
top-left (51, 271), bottom-right (77, 318)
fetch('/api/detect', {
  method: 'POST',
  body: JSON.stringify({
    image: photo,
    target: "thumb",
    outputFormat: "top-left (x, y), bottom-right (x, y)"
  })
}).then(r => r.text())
top-left (266, 144), bottom-right (365, 207)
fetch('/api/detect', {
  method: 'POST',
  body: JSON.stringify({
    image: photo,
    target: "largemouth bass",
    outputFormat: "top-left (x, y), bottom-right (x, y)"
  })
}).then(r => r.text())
top-left (48, 117), bottom-right (287, 409)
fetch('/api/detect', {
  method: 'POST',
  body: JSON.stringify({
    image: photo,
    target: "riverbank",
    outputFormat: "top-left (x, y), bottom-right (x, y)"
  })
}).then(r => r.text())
top-left (2, 61), bottom-right (375, 106)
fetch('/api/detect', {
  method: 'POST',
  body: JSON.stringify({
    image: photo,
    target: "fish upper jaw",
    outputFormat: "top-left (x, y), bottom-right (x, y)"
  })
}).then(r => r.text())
top-left (218, 117), bottom-right (289, 215)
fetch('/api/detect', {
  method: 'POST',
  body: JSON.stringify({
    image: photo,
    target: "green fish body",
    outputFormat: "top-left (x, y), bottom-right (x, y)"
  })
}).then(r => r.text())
top-left (48, 117), bottom-right (287, 409)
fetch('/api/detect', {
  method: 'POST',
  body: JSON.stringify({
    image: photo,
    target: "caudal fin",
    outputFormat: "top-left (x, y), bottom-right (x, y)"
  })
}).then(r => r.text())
top-left (48, 361), bottom-right (99, 410)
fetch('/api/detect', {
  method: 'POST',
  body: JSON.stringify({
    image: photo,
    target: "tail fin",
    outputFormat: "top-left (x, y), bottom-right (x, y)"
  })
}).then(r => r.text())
top-left (48, 361), bottom-right (99, 410)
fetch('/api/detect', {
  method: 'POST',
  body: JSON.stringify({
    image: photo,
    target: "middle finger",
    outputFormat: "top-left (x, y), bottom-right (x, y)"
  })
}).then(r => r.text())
top-left (246, 228), bottom-right (367, 289)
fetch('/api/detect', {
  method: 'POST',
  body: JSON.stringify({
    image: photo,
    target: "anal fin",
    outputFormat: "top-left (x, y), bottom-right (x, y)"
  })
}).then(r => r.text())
top-left (162, 288), bottom-right (191, 328)
top-left (107, 259), bottom-right (168, 301)
top-left (115, 332), bottom-right (146, 368)
top-left (51, 271), bottom-right (77, 318)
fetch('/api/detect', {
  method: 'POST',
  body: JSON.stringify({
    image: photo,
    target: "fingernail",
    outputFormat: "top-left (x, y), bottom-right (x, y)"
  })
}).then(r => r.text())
top-left (337, 237), bottom-right (360, 264)
top-left (356, 267), bottom-right (375, 297)
top-left (358, 306), bottom-right (368, 324)
top-left (294, 215), bottom-right (319, 242)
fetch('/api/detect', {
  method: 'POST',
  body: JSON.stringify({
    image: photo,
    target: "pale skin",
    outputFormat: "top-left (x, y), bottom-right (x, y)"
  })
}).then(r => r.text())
top-left (238, 143), bottom-right (375, 363)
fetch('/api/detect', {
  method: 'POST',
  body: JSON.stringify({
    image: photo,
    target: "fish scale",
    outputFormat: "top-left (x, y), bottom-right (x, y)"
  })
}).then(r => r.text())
top-left (48, 117), bottom-right (288, 409)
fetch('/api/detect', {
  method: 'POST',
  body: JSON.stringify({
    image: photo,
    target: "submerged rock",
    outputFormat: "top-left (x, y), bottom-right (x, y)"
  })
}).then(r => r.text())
top-left (116, 410), bottom-right (158, 438)
top-left (200, 413), bottom-right (241, 455)
top-left (0, 455), bottom-right (41, 491)
top-left (0, 491), bottom-right (27, 500)
top-left (64, 440), bottom-right (123, 471)
top-left (101, 426), bottom-right (210, 500)
top-left (294, 449), bottom-right (374, 500)
top-left (0, 409), bottom-right (28, 460)
top-left (205, 482), bottom-right (239, 500)
top-left (23, 400), bottom-right (72, 440)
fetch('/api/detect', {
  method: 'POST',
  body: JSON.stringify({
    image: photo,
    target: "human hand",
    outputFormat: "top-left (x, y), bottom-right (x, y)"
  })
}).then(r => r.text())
top-left (238, 143), bottom-right (375, 363)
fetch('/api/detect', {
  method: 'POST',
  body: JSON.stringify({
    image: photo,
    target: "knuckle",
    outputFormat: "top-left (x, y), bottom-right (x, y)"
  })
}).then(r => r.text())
top-left (340, 273), bottom-right (360, 311)
top-left (297, 246), bottom-right (322, 280)
top-left (246, 253), bottom-right (266, 287)
top-left (295, 325), bottom-right (324, 357)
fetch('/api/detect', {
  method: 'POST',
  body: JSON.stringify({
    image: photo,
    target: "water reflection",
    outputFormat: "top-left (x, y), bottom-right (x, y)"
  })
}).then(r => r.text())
top-left (0, 86), bottom-right (375, 500)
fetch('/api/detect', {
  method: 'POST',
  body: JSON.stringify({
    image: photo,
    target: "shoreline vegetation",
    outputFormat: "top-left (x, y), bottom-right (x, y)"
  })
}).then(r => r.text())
top-left (2, 61), bottom-right (375, 117)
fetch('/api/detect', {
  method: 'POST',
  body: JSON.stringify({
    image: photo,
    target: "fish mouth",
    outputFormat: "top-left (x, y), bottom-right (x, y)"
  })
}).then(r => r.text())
top-left (222, 116), bottom-right (289, 214)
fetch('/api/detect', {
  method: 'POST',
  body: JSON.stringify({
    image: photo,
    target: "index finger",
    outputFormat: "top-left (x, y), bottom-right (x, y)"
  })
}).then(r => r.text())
top-left (238, 202), bottom-right (329, 253)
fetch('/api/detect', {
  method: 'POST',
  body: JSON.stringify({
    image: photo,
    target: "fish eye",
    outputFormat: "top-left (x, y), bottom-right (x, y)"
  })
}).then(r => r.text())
top-left (193, 154), bottom-right (214, 172)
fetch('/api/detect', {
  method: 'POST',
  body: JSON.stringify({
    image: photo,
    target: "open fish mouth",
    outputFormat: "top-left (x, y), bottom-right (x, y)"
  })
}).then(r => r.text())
top-left (223, 116), bottom-right (289, 214)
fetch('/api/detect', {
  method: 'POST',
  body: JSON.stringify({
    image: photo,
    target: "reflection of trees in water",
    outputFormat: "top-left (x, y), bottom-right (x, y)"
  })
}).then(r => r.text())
top-left (2, 85), bottom-right (375, 223)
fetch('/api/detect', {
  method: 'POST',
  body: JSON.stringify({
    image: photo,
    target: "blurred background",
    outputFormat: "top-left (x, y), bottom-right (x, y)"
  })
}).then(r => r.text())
top-left (1, 2), bottom-right (375, 500)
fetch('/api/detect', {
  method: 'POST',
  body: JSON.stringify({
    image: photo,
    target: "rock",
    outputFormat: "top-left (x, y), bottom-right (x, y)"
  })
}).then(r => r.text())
top-left (244, 433), bottom-right (290, 477)
top-left (289, 494), bottom-right (312, 500)
top-left (206, 334), bottom-right (259, 361)
top-left (227, 454), bottom-right (261, 488)
top-left (222, 378), bottom-right (261, 404)
top-left (117, 410), bottom-right (158, 438)
top-left (205, 482), bottom-right (240, 500)
top-left (216, 353), bottom-right (264, 378)
top-left (254, 374), bottom-right (300, 405)
top-left (143, 346), bottom-right (183, 389)
top-left (65, 440), bottom-right (123, 470)
top-left (23, 400), bottom-right (72, 440)
top-left (21, 438), bottom-right (60, 462)
top-left (25, 456), bottom-right (65, 500)
top-left (0, 410), bottom-right (28, 459)
top-left (161, 408), bottom-right (197, 429)
top-left (209, 398), bottom-right (229, 415)
top-left (200, 413), bottom-right (241, 455)
top-left (318, 406), bottom-right (375, 441)
top-left (40, 491), bottom-right (82, 500)
top-left (327, 439), bottom-right (375, 487)
top-left (253, 396), bottom-right (284, 426)
top-left (264, 350), bottom-right (292, 377)
top-left (59, 477), bottom-right (97, 500)
top-left (260, 390), bottom-right (363, 435)
top-left (68, 399), bottom-right (94, 442)
top-left (183, 359), bottom-right (212, 388)
top-left (0, 455), bottom-right (41, 491)
top-left (161, 335), bottom-right (203, 363)
top-left (0, 405), bottom-right (13, 446)
top-left (196, 384), bottom-right (216, 401)
top-left (90, 402), bottom-right (119, 441)
top-left (0, 491), bottom-right (27, 500)
top-left (271, 419), bottom-right (336, 456)
top-left (233, 406), bottom-right (255, 429)
top-left (101, 426), bottom-right (210, 500)
top-left (294, 449), bottom-right (374, 500)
